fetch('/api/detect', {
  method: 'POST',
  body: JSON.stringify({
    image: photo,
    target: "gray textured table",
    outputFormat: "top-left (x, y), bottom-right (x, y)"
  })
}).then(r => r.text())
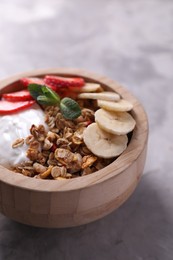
top-left (0, 0), bottom-right (173, 259)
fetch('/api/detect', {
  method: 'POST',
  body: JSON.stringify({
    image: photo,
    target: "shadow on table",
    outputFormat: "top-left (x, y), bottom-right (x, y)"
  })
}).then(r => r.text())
top-left (0, 170), bottom-right (172, 260)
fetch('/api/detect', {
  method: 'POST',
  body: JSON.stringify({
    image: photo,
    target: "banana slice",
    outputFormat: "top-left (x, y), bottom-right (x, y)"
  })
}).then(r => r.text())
top-left (69, 83), bottom-right (103, 93)
top-left (78, 91), bottom-right (120, 101)
top-left (79, 83), bottom-right (103, 92)
top-left (83, 123), bottom-right (128, 158)
top-left (97, 99), bottom-right (133, 112)
top-left (95, 109), bottom-right (136, 135)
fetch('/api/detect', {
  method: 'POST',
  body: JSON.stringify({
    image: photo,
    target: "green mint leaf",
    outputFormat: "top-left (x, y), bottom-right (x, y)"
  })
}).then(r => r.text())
top-left (37, 95), bottom-right (58, 105)
top-left (28, 84), bottom-right (43, 100)
top-left (60, 97), bottom-right (81, 120)
top-left (28, 84), bottom-right (60, 106)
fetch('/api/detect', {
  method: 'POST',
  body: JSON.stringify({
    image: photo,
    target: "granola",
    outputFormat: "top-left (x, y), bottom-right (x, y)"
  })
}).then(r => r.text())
top-left (12, 102), bottom-right (112, 179)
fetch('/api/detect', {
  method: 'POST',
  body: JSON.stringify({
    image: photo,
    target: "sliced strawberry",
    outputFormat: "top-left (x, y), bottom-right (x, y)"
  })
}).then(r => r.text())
top-left (20, 77), bottom-right (43, 87)
top-left (2, 90), bottom-right (33, 102)
top-left (20, 77), bottom-right (57, 92)
top-left (0, 100), bottom-right (36, 115)
top-left (44, 75), bottom-right (85, 88)
top-left (60, 90), bottom-right (78, 99)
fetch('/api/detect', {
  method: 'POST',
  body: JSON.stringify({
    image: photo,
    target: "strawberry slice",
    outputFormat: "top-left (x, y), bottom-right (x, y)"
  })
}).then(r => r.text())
top-left (60, 90), bottom-right (78, 99)
top-left (0, 100), bottom-right (36, 115)
top-left (20, 77), bottom-right (43, 87)
top-left (20, 77), bottom-right (57, 92)
top-left (44, 75), bottom-right (85, 88)
top-left (2, 90), bottom-right (33, 102)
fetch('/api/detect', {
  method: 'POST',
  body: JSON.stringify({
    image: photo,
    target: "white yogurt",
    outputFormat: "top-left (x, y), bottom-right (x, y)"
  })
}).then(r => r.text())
top-left (0, 104), bottom-right (46, 168)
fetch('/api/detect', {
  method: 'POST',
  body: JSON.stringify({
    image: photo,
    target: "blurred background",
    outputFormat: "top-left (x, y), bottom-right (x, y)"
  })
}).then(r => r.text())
top-left (0, 0), bottom-right (173, 259)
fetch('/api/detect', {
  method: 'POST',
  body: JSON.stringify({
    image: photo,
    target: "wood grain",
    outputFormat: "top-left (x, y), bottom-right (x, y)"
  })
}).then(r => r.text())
top-left (0, 69), bottom-right (148, 227)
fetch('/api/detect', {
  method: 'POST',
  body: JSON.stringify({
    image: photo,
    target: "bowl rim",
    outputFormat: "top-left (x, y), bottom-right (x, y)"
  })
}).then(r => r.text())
top-left (0, 68), bottom-right (149, 192)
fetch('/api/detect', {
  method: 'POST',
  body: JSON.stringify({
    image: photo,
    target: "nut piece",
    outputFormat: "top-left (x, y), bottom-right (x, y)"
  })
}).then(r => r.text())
top-left (43, 137), bottom-right (53, 150)
top-left (54, 148), bottom-right (82, 173)
top-left (56, 138), bottom-right (71, 150)
top-left (54, 148), bottom-right (74, 167)
top-left (26, 148), bottom-right (39, 161)
top-left (33, 163), bottom-right (48, 174)
top-left (39, 166), bottom-right (53, 179)
top-left (69, 153), bottom-right (82, 173)
top-left (51, 166), bottom-right (72, 179)
top-left (63, 127), bottom-right (73, 140)
top-left (75, 108), bottom-right (94, 124)
top-left (12, 138), bottom-right (24, 148)
top-left (47, 131), bottom-right (59, 142)
top-left (82, 155), bottom-right (97, 169)
top-left (30, 124), bottom-right (46, 141)
top-left (72, 126), bottom-right (86, 145)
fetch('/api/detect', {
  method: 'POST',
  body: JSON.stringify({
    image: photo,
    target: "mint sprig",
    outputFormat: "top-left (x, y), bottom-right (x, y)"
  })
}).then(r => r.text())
top-left (28, 84), bottom-right (81, 119)
top-left (60, 97), bottom-right (81, 120)
top-left (28, 84), bottom-right (60, 106)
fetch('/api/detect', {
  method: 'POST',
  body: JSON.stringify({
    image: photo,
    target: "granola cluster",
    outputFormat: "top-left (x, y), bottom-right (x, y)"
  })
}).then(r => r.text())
top-left (13, 105), bottom-right (113, 179)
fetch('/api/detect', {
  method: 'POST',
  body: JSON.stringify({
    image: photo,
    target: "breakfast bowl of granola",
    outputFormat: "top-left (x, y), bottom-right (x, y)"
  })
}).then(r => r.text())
top-left (0, 68), bottom-right (148, 228)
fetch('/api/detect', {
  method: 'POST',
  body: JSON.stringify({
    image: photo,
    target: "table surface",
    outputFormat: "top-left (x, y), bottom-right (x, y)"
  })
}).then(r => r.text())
top-left (0, 0), bottom-right (173, 259)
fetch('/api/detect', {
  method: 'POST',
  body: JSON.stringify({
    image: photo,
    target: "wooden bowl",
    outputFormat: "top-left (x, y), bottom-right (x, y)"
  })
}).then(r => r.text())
top-left (0, 69), bottom-right (148, 228)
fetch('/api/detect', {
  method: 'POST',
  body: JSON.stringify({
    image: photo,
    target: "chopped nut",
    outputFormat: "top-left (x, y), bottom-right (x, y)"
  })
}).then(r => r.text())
top-left (12, 138), bottom-right (24, 148)
top-left (81, 108), bottom-right (95, 121)
top-left (47, 152), bottom-right (58, 166)
top-left (39, 166), bottom-right (53, 179)
top-left (68, 153), bottom-right (82, 173)
top-left (47, 131), bottom-right (59, 142)
top-left (56, 138), bottom-right (69, 146)
top-left (37, 152), bottom-right (47, 165)
top-left (33, 163), bottom-right (48, 174)
top-left (55, 113), bottom-right (65, 130)
top-left (75, 108), bottom-right (94, 123)
top-left (63, 127), bottom-right (73, 140)
top-left (51, 166), bottom-right (72, 179)
top-left (43, 137), bottom-right (53, 150)
top-left (54, 148), bottom-right (74, 167)
top-left (72, 126), bottom-right (86, 145)
top-left (30, 124), bottom-right (46, 141)
top-left (26, 148), bottom-right (39, 161)
top-left (22, 169), bottom-right (35, 177)
top-left (82, 155), bottom-right (97, 169)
